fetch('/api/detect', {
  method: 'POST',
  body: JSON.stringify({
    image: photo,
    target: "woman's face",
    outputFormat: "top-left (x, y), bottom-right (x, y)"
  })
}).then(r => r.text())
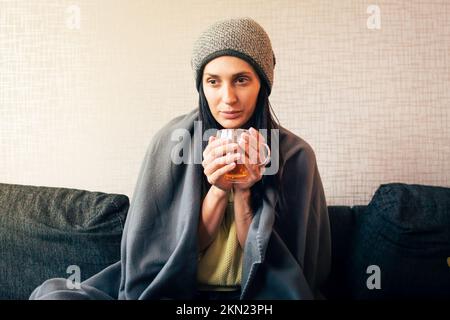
top-left (202, 56), bottom-right (261, 129)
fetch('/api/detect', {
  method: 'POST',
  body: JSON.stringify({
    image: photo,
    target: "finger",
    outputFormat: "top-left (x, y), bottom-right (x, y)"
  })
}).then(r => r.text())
top-left (249, 127), bottom-right (267, 144)
top-left (243, 130), bottom-right (269, 165)
top-left (239, 152), bottom-right (261, 178)
top-left (204, 152), bottom-right (241, 177)
top-left (203, 137), bottom-right (228, 160)
top-left (239, 133), bottom-right (262, 165)
top-left (245, 133), bottom-right (261, 165)
top-left (203, 136), bottom-right (222, 159)
top-left (209, 162), bottom-right (236, 184)
top-left (203, 141), bottom-right (238, 168)
top-left (204, 142), bottom-right (239, 165)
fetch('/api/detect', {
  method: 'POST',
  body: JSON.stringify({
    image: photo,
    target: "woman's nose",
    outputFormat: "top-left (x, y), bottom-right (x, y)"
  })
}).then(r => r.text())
top-left (221, 84), bottom-right (238, 105)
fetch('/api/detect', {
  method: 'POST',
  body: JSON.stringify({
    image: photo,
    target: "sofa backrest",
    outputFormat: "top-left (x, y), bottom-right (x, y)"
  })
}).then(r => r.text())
top-left (344, 183), bottom-right (450, 299)
top-left (2, 182), bottom-right (448, 300)
top-left (0, 183), bottom-right (129, 300)
top-left (322, 205), bottom-right (367, 299)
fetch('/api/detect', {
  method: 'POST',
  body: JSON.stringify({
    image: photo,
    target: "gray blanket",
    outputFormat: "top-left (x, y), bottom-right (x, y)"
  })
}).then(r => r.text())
top-left (30, 109), bottom-right (331, 300)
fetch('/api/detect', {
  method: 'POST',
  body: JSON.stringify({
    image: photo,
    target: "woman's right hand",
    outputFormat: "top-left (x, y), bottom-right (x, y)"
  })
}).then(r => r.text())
top-left (202, 136), bottom-right (241, 192)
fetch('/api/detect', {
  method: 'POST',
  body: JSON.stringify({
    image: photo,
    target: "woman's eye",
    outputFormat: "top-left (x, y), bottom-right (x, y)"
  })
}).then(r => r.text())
top-left (236, 77), bottom-right (248, 84)
top-left (207, 79), bottom-right (217, 85)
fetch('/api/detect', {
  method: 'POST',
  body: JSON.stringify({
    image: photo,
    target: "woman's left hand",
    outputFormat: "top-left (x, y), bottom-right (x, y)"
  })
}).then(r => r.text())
top-left (233, 127), bottom-right (268, 191)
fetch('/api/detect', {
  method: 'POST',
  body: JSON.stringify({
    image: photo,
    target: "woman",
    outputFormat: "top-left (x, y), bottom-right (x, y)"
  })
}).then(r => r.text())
top-left (30, 17), bottom-right (330, 300)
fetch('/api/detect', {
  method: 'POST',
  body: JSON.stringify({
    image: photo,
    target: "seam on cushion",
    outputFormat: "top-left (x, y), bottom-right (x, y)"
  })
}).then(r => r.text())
top-left (83, 196), bottom-right (126, 229)
top-left (0, 214), bottom-right (124, 236)
top-left (110, 198), bottom-right (126, 230)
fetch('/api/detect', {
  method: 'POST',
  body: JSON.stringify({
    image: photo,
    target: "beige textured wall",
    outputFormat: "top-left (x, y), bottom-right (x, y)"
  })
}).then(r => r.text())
top-left (1, 1), bottom-right (449, 205)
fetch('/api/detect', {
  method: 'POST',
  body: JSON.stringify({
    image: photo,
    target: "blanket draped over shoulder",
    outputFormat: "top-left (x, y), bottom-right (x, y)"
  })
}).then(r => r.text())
top-left (30, 109), bottom-right (331, 300)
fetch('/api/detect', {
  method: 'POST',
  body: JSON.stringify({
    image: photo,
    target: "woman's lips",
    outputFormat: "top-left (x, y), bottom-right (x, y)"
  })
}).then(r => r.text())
top-left (221, 111), bottom-right (242, 119)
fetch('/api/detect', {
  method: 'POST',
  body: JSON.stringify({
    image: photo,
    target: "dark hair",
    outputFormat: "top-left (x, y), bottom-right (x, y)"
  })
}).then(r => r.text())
top-left (198, 79), bottom-right (283, 211)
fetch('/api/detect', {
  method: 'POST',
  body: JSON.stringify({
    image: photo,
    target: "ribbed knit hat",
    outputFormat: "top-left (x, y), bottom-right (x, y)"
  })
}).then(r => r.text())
top-left (191, 17), bottom-right (276, 95)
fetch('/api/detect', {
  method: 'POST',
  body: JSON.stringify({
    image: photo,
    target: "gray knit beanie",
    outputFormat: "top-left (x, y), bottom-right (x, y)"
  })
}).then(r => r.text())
top-left (191, 17), bottom-right (276, 95)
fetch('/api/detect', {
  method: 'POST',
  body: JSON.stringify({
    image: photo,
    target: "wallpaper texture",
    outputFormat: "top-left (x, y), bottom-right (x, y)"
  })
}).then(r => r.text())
top-left (1, 0), bottom-right (449, 205)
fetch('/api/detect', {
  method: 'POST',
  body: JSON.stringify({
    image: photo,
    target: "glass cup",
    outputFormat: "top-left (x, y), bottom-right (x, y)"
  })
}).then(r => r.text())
top-left (216, 128), bottom-right (271, 183)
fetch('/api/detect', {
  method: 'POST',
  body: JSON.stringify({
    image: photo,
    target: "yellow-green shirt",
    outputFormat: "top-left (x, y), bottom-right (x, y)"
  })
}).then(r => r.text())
top-left (197, 189), bottom-right (243, 291)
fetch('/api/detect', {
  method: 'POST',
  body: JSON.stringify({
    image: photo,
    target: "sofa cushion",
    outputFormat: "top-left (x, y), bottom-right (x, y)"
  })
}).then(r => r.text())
top-left (323, 205), bottom-right (366, 299)
top-left (348, 183), bottom-right (450, 299)
top-left (0, 183), bottom-right (129, 300)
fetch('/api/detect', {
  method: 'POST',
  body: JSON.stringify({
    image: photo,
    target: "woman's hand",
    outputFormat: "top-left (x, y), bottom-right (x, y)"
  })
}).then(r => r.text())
top-left (202, 136), bottom-right (241, 192)
top-left (233, 127), bottom-right (269, 192)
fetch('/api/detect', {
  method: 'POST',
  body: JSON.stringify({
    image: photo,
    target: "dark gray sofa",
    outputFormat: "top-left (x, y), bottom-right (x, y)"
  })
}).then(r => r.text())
top-left (0, 183), bottom-right (128, 300)
top-left (1, 182), bottom-right (449, 300)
